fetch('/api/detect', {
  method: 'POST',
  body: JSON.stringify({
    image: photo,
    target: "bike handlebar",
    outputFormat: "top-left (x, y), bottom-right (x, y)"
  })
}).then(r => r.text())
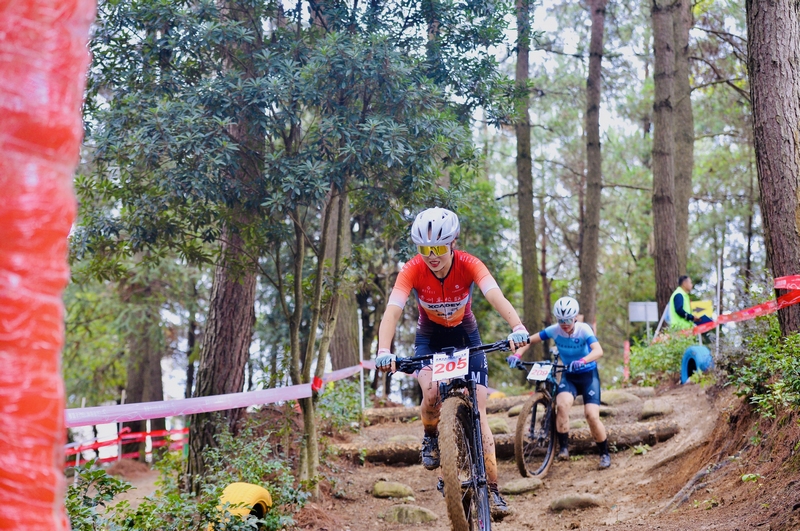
top-left (394, 340), bottom-right (511, 375)
top-left (514, 359), bottom-right (568, 371)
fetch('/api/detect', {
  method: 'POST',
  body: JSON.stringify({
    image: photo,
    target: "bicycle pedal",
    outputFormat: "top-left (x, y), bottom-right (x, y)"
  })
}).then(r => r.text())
top-left (436, 477), bottom-right (445, 497)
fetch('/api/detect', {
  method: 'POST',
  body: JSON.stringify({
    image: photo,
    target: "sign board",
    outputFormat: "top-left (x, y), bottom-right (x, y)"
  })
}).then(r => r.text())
top-left (628, 301), bottom-right (659, 322)
top-left (691, 300), bottom-right (714, 319)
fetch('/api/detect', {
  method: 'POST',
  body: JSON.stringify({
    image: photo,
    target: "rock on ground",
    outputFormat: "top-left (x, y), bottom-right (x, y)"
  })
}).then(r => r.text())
top-left (501, 477), bottom-right (543, 495)
top-left (489, 417), bottom-right (510, 434)
top-left (380, 504), bottom-right (438, 524)
top-left (372, 481), bottom-right (414, 498)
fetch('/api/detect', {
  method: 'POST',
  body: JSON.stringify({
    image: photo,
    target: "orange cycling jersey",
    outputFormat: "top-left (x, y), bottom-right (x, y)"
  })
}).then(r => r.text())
top-left (387, 250), bottom-right (500, 328)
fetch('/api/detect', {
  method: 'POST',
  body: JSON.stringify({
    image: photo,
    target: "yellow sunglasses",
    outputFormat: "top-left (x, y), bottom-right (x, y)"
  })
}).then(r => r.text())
top-left (418, 244), bottom-right (450, 256)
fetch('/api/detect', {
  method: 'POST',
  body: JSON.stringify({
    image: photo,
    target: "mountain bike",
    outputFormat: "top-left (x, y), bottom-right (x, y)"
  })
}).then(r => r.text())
top-left (395, 340), bottom-right (511, 531)
top-left (513, 354), bottom-right (567, 478)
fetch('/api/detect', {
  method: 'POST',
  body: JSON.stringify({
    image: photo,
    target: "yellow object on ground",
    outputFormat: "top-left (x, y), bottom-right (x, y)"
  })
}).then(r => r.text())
top-left (691, 300), bottom-right (714, 319)
top-left (489, 391), bottom-right (506, 399)
top-left (218, 482), bottom-right (272, 519)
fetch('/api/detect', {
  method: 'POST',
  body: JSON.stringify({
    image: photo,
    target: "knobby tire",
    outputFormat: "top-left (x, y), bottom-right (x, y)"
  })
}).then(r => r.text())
top-left (514, 392), bottom-right (556, 477)
top-left (440, 395), bottom-right (491, 531)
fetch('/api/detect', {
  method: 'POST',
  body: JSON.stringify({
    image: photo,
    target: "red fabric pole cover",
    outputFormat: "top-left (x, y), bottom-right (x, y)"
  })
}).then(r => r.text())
top-left (0, 1), bottom-right (95, 529)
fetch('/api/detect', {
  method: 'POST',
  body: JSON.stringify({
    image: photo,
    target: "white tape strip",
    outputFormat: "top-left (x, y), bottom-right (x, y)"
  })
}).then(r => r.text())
top-left (66, 361), bottom-right (375, 428)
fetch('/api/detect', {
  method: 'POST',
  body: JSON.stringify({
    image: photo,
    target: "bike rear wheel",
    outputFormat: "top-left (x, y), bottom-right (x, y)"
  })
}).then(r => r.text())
top-left (440, 395), bottom-right (491, 531)
top-left (514, 392), bottom-right (556, 477)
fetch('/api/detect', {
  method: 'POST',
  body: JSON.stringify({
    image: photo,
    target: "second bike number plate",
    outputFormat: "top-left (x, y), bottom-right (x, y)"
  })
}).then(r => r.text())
top-left (527, 363), bottom-right (552, 381)
top-left (432, 348), bottom-right (469, 382)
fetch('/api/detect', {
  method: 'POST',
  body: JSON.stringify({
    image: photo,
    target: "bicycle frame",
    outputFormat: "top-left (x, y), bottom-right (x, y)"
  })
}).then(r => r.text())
top-left (396, 340), bottom-right (510, 531)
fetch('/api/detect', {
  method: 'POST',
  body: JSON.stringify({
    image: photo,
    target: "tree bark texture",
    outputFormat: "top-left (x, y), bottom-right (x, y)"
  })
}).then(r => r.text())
top-left (120, 280), bottom-right (166, 459)
top-left (187, 227), bottom-right (257, 489)
top-left (579, 0), bottom-right (607, 329)
top-left (325, 194), bottom-right (360, 370)
top-left (746, 0), bottom-right (800, 335)
top-left (651, 0), bottom-right (680, 317)
top-left (186, 0), bottom-right (265, 492)
top-left (516, 0), bottom-right (544, 359)
top-left (672, 0), bottom-right (694, 275)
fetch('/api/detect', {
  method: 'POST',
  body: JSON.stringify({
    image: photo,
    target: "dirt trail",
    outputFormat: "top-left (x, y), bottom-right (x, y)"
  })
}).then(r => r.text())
top-left (308, 383), bottom-right (719, 531)
top-left (113, 383), bottom-right (799, 530)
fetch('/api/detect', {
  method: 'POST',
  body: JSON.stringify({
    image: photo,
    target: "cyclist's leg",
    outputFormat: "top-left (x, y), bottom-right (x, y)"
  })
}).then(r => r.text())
top-left (555, 384), bottom-right (576, 434)
top-left (416, 367), bottom-right (440, 431)
top-left (580, 369), bottom-right (606, 441)
top-left (414, 333), bottom-right (441, 433)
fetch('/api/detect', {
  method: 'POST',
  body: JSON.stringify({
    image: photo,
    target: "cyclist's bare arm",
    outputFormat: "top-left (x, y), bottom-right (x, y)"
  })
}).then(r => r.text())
top-left (583, 341), bottom-right (603, 363)
top-left (378, 304), bottom-right (402, 351)
top-left (484, 288), bottom-right (527, 353)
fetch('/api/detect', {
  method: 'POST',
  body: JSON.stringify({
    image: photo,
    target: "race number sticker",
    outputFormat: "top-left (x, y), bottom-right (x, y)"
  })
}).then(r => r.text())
top-left (526, 363), bottom-right (552, 382)
top-left (432, 348), bottom-right (470, 382)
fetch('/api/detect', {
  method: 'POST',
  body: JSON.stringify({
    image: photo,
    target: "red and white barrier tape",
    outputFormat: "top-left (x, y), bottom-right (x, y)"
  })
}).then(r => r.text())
top-left (65, 360), bottom-right (375, 428)
top-left (65, 428), bottom-right (189, 456)
top-left (684, 285), bottom-right (800, 336)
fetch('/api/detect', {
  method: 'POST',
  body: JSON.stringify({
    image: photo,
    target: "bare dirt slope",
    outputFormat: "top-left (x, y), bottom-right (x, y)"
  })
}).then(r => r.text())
top-left (305, 383), bottom-right (721, 531)
top-left (110, 383), bottom-right (800, 531)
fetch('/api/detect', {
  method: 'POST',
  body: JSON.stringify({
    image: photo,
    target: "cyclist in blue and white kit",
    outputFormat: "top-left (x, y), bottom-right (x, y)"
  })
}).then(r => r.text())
top-left (507, 296), bottom-right (611, 469)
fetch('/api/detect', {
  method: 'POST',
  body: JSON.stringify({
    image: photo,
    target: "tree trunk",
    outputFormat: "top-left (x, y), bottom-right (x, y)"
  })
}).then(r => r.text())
top-left (516, 0), bottom-right (544, 359)
top-left (120, 280), bottom-right (166, 460)
top-left (325, 196), bottom-right (359, 370)
top-left (672, 0), bottom-right (693, 275)
top-left (185, 0), bottom-right (264, 492)
top-left (746, 0), bottom-right (800, 335)
top-left (579, 0), bottom-right (607, 329)
top-left (184, 315), bottom-right (197, 399)
top-left (651, 0), bottom-right (680, 317)
top-left (187, 228), bottom-right (257, 492)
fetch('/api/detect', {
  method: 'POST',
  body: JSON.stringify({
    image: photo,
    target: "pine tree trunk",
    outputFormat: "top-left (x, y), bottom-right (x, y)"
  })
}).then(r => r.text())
top-left (746, 0), bottom-right (800, 335)
top-left (672, 0), bottom-right (693, 275)
top-left (187, 228), bottom-right (257, 491)
top-left (325, 195), bottom-right (359, 370)
top-left (185, 0), bottom-right (264, 492)
top-left (579, 0), bottom-right (607, 329)
top-left (516, 0), bottom-right (544, 359)
top-left (651, 0), bottom-right (680, 316)
top-left (120, 280), bottom-right (165, 460)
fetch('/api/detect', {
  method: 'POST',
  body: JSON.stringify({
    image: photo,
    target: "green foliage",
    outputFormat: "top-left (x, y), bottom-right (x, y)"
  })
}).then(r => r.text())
top-left (66, 460), bottom-right (133, 531)
top-left (688, 368), bottom-right (716, 388)
top-left (632, 443), bottom-right (651, 456)
top-left (629, 336), bottom-right (697, 386)
top-left (66, 424), bottom-right (306, 531)
top-left (741, 473), bottom-right (762, 483)
top-left (316, 379), bottom-right (363, 435)
top-left (728, 317), bottom-right (800, 418)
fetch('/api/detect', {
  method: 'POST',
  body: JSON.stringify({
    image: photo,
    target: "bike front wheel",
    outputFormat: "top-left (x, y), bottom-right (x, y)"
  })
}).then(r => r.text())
top-left (440, 395), bottom-right (491, 531)
top-left (514, 391), bottom-right (556, 477)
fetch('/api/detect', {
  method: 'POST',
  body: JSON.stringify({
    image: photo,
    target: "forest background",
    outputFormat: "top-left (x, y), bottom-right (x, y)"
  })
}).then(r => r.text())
top-left (64, 0), bottom-right (799, 500)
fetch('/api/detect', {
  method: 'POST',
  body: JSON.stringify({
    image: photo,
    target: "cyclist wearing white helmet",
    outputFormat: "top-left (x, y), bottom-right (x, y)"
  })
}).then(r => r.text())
top-left (376, 207), bottom-right (529, 518)
top-left (508, 296), bottom-right (611, 469)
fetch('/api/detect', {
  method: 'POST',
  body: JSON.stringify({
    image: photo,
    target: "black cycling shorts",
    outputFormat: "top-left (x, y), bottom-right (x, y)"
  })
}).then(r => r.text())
top-left (414, 323), bottom-right (488, 388)
top-left (557, 368), bottom-right (601, 405)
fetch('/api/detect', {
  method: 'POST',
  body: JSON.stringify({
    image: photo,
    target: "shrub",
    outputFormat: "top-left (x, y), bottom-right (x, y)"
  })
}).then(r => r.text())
top-left (316, 378), bottom-right (363, 435)
top-left (629, 335), bottom-right (696, 386)
top-left (66, 420), bottom-right (308, 531)
top-left (728, 316), bottom-right (800, 418)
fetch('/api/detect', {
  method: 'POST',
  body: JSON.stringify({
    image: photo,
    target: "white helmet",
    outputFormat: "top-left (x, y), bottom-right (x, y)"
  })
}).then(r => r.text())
top-left (553, 297), bottom-right (579, 320)
top-left (410, 208), bottom-right (460, 246)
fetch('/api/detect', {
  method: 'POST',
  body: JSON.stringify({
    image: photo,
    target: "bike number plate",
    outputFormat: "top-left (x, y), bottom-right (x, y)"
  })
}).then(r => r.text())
top-left (432, 349), bottom-right (469, 382)
top-left (526, 363), bottom-right (552, 381)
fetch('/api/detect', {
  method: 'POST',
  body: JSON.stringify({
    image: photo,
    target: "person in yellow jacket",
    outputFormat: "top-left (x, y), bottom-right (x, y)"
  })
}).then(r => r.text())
top-left (668, 276), bottom-right (713, 330)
